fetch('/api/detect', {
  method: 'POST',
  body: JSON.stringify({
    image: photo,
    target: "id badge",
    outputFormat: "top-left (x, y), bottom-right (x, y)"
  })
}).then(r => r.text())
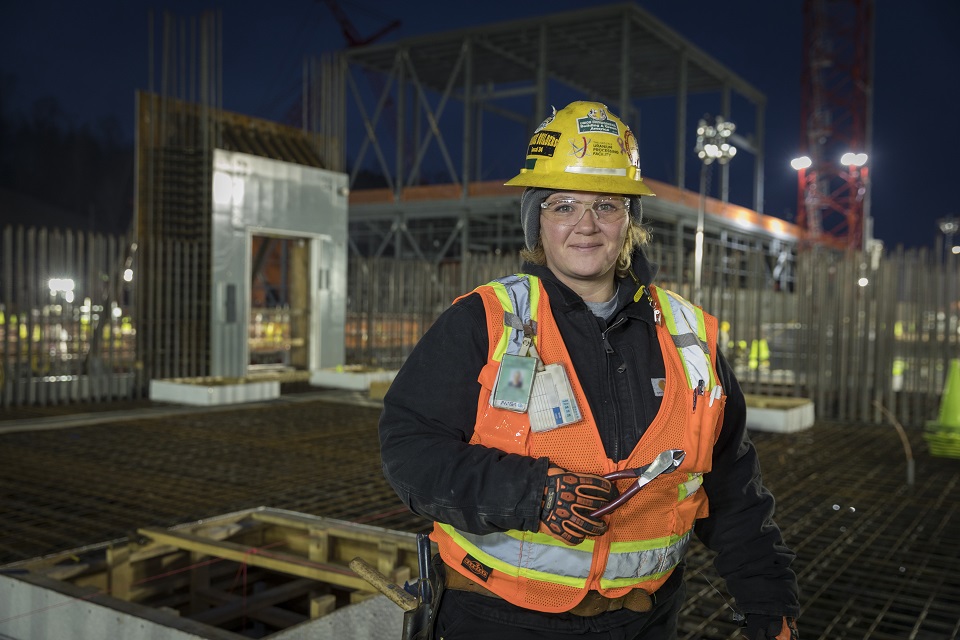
top-left (529, 363), bottom-right (582, 432)
top-left (490, 353), bottom-right (538, 413)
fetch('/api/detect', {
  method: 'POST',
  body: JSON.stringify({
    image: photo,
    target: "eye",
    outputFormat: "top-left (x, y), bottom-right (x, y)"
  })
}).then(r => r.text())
top-left (547, 201), bottom-right (577, 213)
top-left (594, 200), bottom-right (619, 213)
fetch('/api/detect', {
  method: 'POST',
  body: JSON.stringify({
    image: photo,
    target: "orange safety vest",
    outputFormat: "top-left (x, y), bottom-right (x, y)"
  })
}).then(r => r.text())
top-left (432, 274), bottom-right (726, 613)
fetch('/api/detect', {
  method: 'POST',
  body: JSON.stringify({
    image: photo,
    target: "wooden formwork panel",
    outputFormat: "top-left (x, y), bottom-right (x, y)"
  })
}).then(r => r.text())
top-left (0, 507), bottom-right (421, 639)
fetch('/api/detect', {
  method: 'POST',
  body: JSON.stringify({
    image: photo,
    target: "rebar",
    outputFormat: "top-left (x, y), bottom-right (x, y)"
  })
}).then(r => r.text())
top-left (1, 399), bottom-right (958, 639)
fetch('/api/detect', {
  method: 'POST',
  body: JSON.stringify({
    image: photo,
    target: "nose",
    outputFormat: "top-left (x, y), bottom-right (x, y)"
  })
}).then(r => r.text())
top-left (572, 206), bottom-right (602, 231)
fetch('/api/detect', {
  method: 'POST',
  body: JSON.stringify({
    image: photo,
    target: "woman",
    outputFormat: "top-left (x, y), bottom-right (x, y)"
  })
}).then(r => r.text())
top-left (379, 101), bottom-right (799, 640)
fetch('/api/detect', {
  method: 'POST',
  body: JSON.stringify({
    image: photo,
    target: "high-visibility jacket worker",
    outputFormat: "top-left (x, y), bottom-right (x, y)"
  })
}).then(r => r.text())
top-left (432, 274), bottom-right (724, 613)
top-left (379, 100), bottom-right (799, 640)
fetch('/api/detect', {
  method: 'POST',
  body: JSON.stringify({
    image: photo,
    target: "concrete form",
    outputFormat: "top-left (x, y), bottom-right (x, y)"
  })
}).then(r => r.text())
top-left (744, 394), bottom-right (815, 433)
top-left (0, 508), bottom-right (413, 640)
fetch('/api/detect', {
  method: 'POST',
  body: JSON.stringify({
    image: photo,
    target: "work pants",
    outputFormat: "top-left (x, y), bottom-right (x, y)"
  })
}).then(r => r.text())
top-left (433, 580), bottom-right (685, 640)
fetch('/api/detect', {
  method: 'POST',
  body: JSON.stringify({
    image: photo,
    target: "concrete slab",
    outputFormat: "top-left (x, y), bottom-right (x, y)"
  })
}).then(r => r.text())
top-left (744, 394), bottom-right (815, 433)
top-left (273, 595), bottom-right (403, 639)
top-left (150, 378), bottom-right (280, 406)
top-left (310, 367), bottom-right (397, 392)
top-left (0, 572), bottom-right (402, 640)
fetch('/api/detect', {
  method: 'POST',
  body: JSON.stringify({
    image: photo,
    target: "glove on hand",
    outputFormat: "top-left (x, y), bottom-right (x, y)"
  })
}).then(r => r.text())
top-left (742, 615), bottom-right (799, 640)
top-left (539, 466), bottom-right (618, 545)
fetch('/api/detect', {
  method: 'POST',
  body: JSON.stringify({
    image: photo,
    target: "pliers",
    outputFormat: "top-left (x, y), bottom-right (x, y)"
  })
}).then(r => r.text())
top-left (590, 449), bottom-right (686, 518)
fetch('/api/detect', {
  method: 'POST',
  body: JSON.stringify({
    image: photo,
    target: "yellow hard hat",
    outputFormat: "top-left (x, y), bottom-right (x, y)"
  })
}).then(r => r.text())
top-left (505, 101), bottom-right (655, 196)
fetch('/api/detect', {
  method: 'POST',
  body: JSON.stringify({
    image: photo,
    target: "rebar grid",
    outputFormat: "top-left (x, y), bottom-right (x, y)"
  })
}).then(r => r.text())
top-left (1, 401), bottom-right (958, 639)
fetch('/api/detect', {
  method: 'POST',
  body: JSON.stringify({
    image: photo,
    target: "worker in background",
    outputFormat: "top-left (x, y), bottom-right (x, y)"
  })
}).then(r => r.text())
top-left (719, 320), bottom-right (733, 351)
top-left (379, 101), bottom-right (799, 639)
top-left (749, 338), bottom-right (771, 371)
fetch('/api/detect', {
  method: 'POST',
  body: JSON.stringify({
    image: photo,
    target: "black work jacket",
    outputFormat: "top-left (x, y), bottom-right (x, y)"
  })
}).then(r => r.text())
top-left (378, 252), bottom-right (800, 628)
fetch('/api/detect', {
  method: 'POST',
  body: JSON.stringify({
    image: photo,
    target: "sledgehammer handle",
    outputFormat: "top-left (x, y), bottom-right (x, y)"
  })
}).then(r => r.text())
top-left (349, 557), bottom-right (418, 611)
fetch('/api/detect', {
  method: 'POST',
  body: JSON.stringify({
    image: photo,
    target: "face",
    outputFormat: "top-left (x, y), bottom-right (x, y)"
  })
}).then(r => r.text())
top-left (539, 190), bottom-right (629, 294)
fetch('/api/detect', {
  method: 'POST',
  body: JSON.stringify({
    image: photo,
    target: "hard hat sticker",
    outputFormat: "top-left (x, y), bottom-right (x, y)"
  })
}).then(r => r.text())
top-left (503, 101), bottom-right (655, 196)
top-left (527, 130), bottom-right (560, 157)
top-left (568, 137), bottom-right (589, 158)
top-left (577, 115), bottom-right (619, 136)
top-left (533, 106), bottom-right (558, 133)
top-left (588, 139), bottom-right (619, 157)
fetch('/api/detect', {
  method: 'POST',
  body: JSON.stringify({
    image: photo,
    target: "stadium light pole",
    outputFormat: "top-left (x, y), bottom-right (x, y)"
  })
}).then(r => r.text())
top-left (841, 152), bottom-right (870, 250)
top-left (790, 155), bottom-right (812, 221)
top-left (693, 115), bottom-right (737, 305)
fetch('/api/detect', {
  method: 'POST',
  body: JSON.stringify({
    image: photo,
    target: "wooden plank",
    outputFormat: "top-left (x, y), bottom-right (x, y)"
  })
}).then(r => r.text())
top-left (350, 591), bottom-right (378, 605)
top-left (308, 526), bottom-right (329, 563)
top-left (44, 560), bottom-right (106, 582)
top-left (310, 593), bottom-right (337, 618)
top-left (138, 527), bottom-right (370, 591)
top-left (106, 544), bottom-right (133, 601)
top-left (128, 542), bottom-right (182, 564)
top-left (377, 540), bottom-right (399, 576)
top-left (249, 509), bottom-right (417, 548)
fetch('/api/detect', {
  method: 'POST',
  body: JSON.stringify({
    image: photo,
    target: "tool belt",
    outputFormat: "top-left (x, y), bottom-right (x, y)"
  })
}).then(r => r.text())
top-left (443, 564), bottom-right (652, 616)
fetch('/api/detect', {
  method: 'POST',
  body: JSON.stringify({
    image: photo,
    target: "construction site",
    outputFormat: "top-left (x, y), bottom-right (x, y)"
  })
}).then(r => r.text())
top-left (2, 1), bottom-right (960, 639)
top-left (1, 384), bottom-right (959, 639)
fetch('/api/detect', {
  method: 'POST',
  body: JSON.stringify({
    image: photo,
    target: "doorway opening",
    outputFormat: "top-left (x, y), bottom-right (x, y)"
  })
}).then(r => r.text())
top-left (249, 234), bottom-right (311, 372)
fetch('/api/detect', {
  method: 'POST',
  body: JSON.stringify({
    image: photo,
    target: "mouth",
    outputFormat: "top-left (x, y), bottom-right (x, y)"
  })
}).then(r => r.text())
top-left (568, 242), bottom-right (603, 251)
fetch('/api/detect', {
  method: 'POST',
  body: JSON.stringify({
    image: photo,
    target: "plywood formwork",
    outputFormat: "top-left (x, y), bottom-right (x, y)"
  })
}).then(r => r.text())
top-left (0, 507), bottom-right (420, 639)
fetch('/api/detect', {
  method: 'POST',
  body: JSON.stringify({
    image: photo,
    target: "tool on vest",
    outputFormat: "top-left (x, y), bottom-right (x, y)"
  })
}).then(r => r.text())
top-left (693, 379), bottom-right (705, 411)
top-left (590, 449), bottom-right (686, 518)
top-left (540, 467), bottom-right (619, 545)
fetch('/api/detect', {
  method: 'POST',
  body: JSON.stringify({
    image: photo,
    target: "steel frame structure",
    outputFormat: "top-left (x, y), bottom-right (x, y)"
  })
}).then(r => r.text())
top-left (321, 1), bottom-right (807, 287)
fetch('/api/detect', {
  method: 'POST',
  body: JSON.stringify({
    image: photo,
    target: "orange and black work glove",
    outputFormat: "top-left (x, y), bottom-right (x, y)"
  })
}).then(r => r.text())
top-left (742, 615), bottom-right (799, 640)
top-left (539, 466), bottom-right (618, 545)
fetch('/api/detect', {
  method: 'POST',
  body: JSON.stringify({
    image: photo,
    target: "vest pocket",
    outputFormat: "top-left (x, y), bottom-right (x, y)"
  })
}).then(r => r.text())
top-left (476, 362), bottom-right (532, 454)
top-left (694, 395), bottom-right (725, 471)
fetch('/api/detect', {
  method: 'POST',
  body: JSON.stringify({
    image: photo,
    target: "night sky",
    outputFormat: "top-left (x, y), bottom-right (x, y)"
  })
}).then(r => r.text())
top-left (1, 0), bottom-right (957, 249)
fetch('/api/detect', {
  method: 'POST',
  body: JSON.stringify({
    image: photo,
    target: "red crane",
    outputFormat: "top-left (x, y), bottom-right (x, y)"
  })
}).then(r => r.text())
top-left (318, 0), bottom-right (401, 47)
top-left (796, 0), bottom-right (874, 250)
top-left (283, 2), bottom-right (400, 129)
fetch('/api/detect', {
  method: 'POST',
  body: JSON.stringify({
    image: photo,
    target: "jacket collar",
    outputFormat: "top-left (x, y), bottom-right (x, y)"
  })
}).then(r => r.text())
top-left (521, 246), bottom-right (659, 325)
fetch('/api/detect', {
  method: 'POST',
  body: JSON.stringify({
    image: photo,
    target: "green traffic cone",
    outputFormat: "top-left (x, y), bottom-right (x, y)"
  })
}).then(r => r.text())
top-left (937, 359), bottom-right (960, 430)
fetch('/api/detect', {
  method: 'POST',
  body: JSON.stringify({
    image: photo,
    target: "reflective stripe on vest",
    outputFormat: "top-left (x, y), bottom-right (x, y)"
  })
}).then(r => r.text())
top-left (438, 522), bottom-right (692, 590)
top-left (653, 288), bottom-right (717, 390)
top-left (601, 531), bottom-right (691, 587)
top-left (488, 275), bottom-right (540, 362)
top-left (679, 472), bottom-right (704, 500)
top-left (439, 275), bottom-right (712, 591)
top-left (437, 523), bottom-right (594, 587)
